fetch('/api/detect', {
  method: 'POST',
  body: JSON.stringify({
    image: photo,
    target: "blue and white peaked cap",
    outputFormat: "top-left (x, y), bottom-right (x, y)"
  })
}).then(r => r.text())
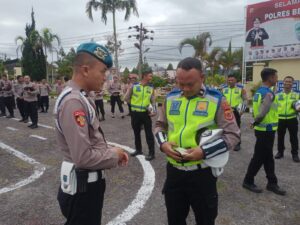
top-left (76, 42), bottom-right (113, 68)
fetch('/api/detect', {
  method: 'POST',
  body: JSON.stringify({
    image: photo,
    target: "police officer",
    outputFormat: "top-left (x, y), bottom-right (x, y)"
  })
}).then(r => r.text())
top-left (155, 58), bottom-right (240, 225)
top-left (39, 79), bottom-right (51, 113)
top-left (243, 68), bottom-right (286, 195)
top-left (275, 76), bottom-right (300, 162)
top-left (222, 74), bottom-right (247, 151)
top-left (1, 75), bottom-right (14, 118)
top-left (13, 75), bottom-right (26, 121)
top-left (0, 76), bottom-right (6, 117)
top-left (94, 89), bottom-right (105, 121)
top-left (125, 69), bottom-right (156, 161)
top-left (23, 75), bottom-right (39, 128)
top-left (55, 43), bottom-right (128, 225)
top-left (108, 75), bottom-right (124, 118)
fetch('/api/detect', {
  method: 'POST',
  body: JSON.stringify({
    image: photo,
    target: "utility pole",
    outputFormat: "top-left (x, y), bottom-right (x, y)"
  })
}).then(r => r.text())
top-left (128, 23), bottom-right (154, 78)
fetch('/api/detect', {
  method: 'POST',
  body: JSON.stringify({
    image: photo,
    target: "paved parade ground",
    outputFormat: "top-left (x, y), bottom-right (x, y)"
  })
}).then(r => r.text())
top-left (0, 100), bottom-right (299, 225)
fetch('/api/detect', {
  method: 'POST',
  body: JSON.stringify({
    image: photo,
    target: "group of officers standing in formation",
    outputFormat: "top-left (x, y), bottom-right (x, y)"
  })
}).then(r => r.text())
top-left (3, 41), bottom-right (296, 225)
top-left (0, 75), bottom-right (65, 128)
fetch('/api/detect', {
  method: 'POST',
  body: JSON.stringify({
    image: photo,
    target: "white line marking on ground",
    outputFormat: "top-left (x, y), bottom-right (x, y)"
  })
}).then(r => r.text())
top-left (30, 135), bottom-right (48, 141)
top-left (5, 117), bottom-right (155, 224)
top-left (0, 141), bottom-right (46, 195)
top-left (11, 117), bottom-right (55, 130)
top-left (6, 127), bottom-right (18, 131)
top-left (106, 142), bottom-right (155, 225)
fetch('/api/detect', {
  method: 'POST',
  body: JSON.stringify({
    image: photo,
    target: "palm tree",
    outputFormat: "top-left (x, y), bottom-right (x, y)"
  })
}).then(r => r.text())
top-left (86, 0), bottom-right (139, 75)
top-left (179, 32), bottom-right (212, 60)
top-left (220, 41), bottom-right (243, 77)
top-left (40, 28), bottom-right (60, 81)
top-left (203, 47), bottom-right (223, 76)
top-left (15, 36), bottom-right (25, 59)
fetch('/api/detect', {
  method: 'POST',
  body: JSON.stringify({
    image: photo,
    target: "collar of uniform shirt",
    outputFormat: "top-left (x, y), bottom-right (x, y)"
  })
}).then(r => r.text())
top-left (180, 85), bottom-right (206, 99)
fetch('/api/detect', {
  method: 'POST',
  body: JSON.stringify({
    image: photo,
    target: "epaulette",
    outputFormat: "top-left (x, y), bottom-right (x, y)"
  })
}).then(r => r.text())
top-left (236, 84), bottom-right (244, 89)
top-left (206, 87), bottom-right (223, 108)
top-left (220, 84), bottom-right (228, 89)
top-left (166, 88), bottom-right (182, 98)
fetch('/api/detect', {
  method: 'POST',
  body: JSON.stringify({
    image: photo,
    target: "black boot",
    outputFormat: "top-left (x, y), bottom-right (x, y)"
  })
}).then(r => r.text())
top-left (292, 154), bottom-right (300, 163)
top-left (130, 150), bottom-right (143, 157)
top-left (275, 152), bottom-right (284, 159)
top-left (145, 154), bottom-right (155, 161)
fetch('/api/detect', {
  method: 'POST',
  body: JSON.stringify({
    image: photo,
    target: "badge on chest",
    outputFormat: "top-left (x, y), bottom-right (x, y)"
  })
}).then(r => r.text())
top-left (193, 101), bottom-right (209, 116)
top-left (169, 100), bottom-right (182, 115)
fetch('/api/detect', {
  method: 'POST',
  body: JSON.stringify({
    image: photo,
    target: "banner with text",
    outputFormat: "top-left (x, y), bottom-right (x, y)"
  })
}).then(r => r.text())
top-left (245, 0), bottom-right (300, 62)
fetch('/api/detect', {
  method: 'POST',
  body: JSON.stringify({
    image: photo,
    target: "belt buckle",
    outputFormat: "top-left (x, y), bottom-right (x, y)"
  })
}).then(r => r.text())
top-left (88, 171), bottom-right (98, 183)
top-left (176, 165), bottom-right (198, 171)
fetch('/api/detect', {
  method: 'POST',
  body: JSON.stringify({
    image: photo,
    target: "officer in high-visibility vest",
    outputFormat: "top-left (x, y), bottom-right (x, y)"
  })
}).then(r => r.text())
top-left (155, 57), bottom-right (240, 225)
top-left (243, 68), bottom-right (286, 195)
top-left (275, 76), bottom-right (300, 162)
top-left (124, 68), bottom-right (156, 161)
top-left (222, 74), bottom-right (247, 151)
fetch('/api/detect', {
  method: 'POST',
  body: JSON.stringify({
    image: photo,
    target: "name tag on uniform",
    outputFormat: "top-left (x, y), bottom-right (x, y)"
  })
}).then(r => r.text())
top-left (234, 89), bottom-right (240, 94)
top-left (224, 89), bottom-right (228, 94)
top-left (193, 101), bottom-right (209, 116)
top-left (169, 100), bottom-right (181, 115)
top-left (278, 94), bottom-right (284, 101)
top-left (291, 94), bottom-right (296, 100)
top-left (136, 86), bottom-right (141, 92)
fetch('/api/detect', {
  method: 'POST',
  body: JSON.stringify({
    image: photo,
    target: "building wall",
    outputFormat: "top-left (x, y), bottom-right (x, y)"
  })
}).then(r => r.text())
top-left (248, 59), bottom-right (300, 97)
top-left (252, 59), bottom-right (300, 84)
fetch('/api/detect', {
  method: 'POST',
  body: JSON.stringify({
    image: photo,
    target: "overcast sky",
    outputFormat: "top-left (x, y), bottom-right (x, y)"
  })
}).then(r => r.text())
top-left (0, 0), bottom-right (266, 70)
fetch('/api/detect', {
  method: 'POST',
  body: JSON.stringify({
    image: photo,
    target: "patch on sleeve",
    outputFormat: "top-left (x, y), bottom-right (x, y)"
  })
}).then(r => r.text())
top-left (73, 111), bottom-right (86, 127)
top-left (222, 101), bottom-right (234, 121)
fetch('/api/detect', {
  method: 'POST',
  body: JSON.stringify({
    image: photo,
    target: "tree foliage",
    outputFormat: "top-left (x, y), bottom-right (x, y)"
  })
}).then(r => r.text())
top-left (86, 0), bottom-right (139, 72)
top-left (205, 74), bottom-right (225, 87)
top-left (18, 10), bottom-right (46, 81)
top-left (151, 75), bottom-right (167, 88)
top-left (166, 63), bottom-right (174, 70)
top-left (179, 32), bottom-right (212, 59)
top-left (56, 47), bottom-right (76, 79)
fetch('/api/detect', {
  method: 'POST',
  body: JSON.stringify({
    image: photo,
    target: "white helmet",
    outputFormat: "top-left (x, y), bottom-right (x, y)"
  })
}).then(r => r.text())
top-left (293, 100), bottom-right (300, 112)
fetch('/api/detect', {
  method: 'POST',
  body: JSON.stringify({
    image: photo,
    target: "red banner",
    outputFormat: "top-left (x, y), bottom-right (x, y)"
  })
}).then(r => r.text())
top-left (246, 0), bottom-right (300, 31)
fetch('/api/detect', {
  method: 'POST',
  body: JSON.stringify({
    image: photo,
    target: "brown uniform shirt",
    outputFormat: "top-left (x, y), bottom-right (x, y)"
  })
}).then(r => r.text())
top-left (155, 89), bottom-right (240, 151)
top-left (13, 82), bottom-right (24, 98)
top-left (23, 82), bottom-right (39, 102)
top-left (108, 81), bottom-right (122, 96)
top-left (54, 80), bottom-right (118, 170)
top-left (39, 83), bottom-right (51, 96)
top-left (3, 80), bottom-right (13, 97)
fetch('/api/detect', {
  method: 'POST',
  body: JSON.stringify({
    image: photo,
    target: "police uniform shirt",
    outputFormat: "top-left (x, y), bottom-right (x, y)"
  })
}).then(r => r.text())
top-left (39, 83), bottom-right (51, 97)
top-left (0, 79), bottom-right (4, 97)
top-left (94, 90), bottom-right (104, 100)
top-left (155, 88), bottom-right (240, 151)
top-left (3, 80), bottom-right (13, 97)
top-left (13, 82), bottom-right (24, 98)
top-left (55, 80), bottom-right (119, 170)
top-left (108, 81), bottom-right (122, 96)
top-left (23, 82), bottom-right (38, 102)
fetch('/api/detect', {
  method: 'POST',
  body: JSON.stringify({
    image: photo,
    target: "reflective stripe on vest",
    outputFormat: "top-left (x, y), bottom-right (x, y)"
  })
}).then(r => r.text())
top-left (277, 91), bottom-right (299, 119)
top-left (166, 93), bottom-right (218, 166)
top-left (253, 87), bottom-right (278, 131)
top-left (131, 84), bottom-right (153, 112)
top-left (223, 87), bottom-right (242, 108)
